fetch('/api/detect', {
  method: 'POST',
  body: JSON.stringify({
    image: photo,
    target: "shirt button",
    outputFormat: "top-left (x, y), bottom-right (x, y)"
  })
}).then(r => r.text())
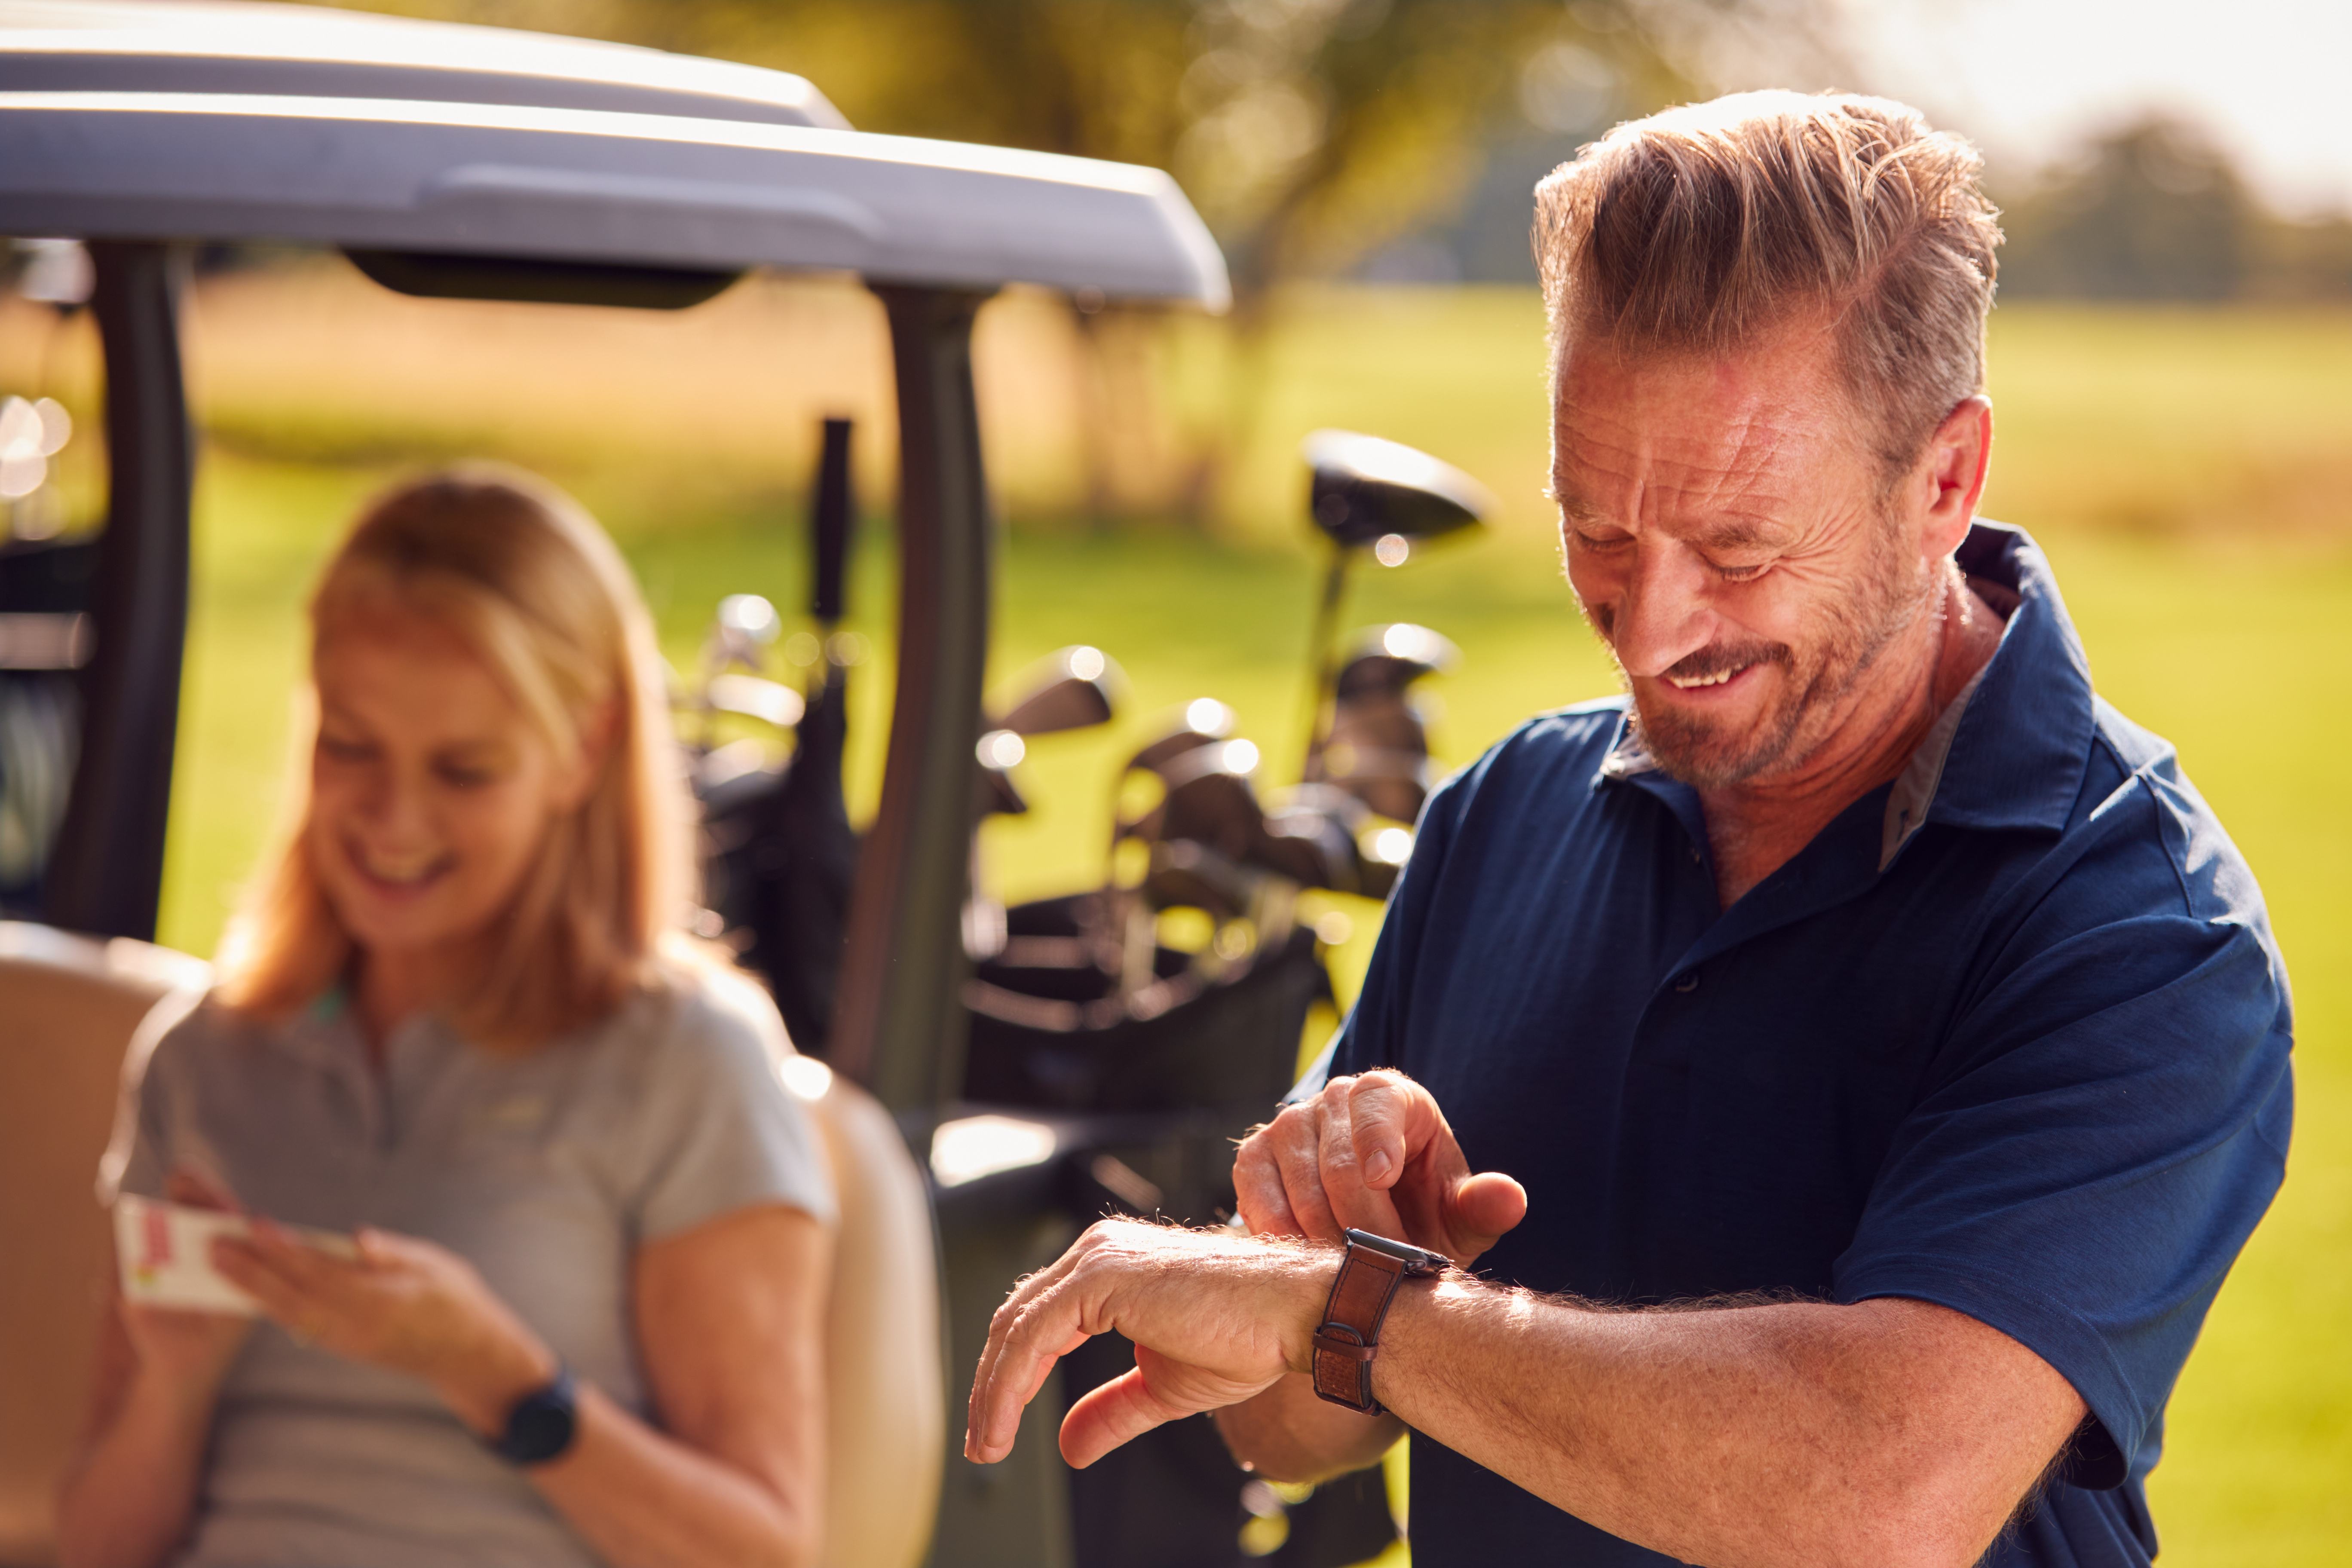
top-left (1674, 971), bottom-right (1700, 993)
top-left (1689, 845), bottom-right (1703, 865)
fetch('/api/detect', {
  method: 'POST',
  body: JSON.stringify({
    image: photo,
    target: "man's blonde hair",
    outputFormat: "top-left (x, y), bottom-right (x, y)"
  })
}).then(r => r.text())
top-left (214, 468), bottom-right (692, 1047)
top-left (1534, 90), bottom-right (2002, 478)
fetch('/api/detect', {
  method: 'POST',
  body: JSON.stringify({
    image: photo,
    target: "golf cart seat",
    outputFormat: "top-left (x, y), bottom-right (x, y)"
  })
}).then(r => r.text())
top-left (782, 1053), bottom-right (946, 1568)
top-left (0, 922), bottom-right (205, 1567)
top-left (0, 923), bottom-right (941, 1568)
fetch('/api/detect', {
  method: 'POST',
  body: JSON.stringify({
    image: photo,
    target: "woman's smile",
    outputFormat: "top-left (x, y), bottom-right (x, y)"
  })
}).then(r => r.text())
top-left (344, 839), bottom-right (456, 897)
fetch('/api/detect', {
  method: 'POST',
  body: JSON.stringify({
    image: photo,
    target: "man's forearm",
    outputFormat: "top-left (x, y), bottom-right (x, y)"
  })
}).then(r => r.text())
top-left (959, 1218), bottom-right (2081, 1568)
top-left (1214, 1374), bottom-right (1401, 1483)
top-left (1370, 1283), bottom-right (2083, 1568)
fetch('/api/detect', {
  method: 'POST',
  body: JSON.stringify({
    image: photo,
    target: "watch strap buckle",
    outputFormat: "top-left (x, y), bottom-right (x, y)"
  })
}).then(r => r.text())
top-left (1309, 1232), bottom-right (1440, 1416)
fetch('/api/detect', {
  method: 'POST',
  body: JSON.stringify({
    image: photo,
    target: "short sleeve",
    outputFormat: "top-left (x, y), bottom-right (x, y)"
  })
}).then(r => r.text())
top-left (1834, 891), bottom-right (2291, 1489)
top-left (97, 988), bottom-right (210, 1206)
top-left (628, 970), bottom-right (838, 1243)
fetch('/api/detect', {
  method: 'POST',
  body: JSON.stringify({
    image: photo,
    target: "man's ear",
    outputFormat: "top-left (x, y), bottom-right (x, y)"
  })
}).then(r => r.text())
top-left (1915, 395), bottom-right (1993, 558)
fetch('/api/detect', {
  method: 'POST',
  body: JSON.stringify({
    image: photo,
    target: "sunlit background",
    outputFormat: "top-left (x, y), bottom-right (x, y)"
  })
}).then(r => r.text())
top-left (1, 0), bottom-right (2344, 1562)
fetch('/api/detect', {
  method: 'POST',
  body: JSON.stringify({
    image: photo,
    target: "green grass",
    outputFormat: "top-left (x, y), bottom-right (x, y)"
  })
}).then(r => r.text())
top-left (144, 288), bottom-right (2350, 1566)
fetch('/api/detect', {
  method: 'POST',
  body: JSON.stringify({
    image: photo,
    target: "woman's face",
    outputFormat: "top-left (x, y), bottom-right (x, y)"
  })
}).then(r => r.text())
top-left (307, 612), bottom-right (591, 960)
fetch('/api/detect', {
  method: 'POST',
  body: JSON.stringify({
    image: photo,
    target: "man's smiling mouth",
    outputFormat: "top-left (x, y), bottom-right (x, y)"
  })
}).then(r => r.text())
top-left (1664, 661), bottom-right (1758, 691)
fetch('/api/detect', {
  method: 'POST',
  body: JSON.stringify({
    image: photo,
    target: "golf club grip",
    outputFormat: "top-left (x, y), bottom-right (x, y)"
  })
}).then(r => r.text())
top-left (812, 416), bottom-right (854, 624)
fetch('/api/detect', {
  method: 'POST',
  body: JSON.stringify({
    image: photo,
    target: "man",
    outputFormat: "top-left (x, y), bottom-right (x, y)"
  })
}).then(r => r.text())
top-left (965, 91), bottom-right (2292, 1568)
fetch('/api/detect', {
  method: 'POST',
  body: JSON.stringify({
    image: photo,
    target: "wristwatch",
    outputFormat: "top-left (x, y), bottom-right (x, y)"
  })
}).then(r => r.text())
top-left (488, 1365), bottom-right (579, 1467)
top-left (1311, 1228), bottom-right (1448, 1415)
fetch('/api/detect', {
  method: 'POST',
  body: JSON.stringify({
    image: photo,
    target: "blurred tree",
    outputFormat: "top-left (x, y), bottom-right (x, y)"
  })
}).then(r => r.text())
top-left (2254, 216), bottom-right (2352, 300)
top-left (318, 0), bottom-right (1830, 521)
top-left (1997, 116), bottom-right (2256, 300)
top-left (1996, 114), bottom-right (2352, 303)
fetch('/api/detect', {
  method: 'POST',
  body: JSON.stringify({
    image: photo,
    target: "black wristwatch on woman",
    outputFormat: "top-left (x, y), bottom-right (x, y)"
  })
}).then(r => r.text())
top-left (488, 1365), bottom-right (580, 1467)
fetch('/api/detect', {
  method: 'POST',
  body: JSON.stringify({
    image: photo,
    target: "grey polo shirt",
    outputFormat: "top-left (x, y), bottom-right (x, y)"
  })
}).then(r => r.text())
top-left (103, 962), bottom-right (835, 1568)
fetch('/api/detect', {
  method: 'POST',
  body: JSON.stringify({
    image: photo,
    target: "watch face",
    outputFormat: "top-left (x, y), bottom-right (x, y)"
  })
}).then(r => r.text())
top-left (1343, 1228), bottom-right (1446, 1272)
top-left (497, 1372), bottom-right (579, 1466)
top-left (512, 1399), bottom-right (575, 1462)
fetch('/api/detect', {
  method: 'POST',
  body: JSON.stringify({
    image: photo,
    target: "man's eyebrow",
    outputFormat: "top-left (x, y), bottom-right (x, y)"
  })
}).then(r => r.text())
top-left (1548, 482), bottom-right (1605, 523)
top-left (1688, 518), bottom-right (1783, 551)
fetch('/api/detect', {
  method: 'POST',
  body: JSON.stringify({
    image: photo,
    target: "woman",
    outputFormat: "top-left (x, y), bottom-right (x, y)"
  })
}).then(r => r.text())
top-left (57, 470), bottom-right (834, 1568)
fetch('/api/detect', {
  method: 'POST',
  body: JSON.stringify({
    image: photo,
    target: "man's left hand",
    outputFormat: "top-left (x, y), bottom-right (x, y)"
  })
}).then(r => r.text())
top-left (965, 1220), bottom-right (1333, 1470)
top-left (214, 1220), bottom-right (556, 1434)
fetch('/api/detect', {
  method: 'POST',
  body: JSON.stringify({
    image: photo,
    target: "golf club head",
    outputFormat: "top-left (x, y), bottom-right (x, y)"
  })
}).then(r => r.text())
top-left (1325, 623), bottom-right (1459, 822)
top-left (1353, 816), bottom-right (1415, 901)
top-left (1143, 744), bottom-right (1265, 858)
top-left (975, 728), bottom-right (1031, 818)
top-left (1126, 698), bottom-right (1237, 777)
top-left (1115, 737), bottom-right (1266, 918)
top-left (1263, 783), bottom-right (1418, 900)
top-left (1302, 430), bottom-right (1493, 553)
top-left (705, 672), bottom-right (806, 732)
top-left (708, 592), bottom-right (783, 669)
top-left (998, 645), bottom-right (1125, 737)
top-left (1335, 623), bottom-right (1460, 699)
top-left (1259, 794), bottom-right (1363, 894)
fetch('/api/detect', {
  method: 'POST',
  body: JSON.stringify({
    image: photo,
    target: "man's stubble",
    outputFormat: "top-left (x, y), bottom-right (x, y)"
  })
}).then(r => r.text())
top-left (1599, 524), bottom-right (1937, 790)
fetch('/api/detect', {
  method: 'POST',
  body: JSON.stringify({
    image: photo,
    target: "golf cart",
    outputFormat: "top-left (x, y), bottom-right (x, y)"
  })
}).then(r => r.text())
top-left (0, 6), bottom-right (1479, 1564)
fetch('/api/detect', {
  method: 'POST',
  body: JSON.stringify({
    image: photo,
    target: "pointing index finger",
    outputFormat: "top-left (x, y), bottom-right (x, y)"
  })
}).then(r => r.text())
top-left (1316, 1087), bottom-right (1406, 1239)
top-left (1348, 1071), bottom-right (1462, 1185)
top-left (965, 1229), bottom-right (1106, 1461)
top-left (968, 1269), bottom-right (1093, 1464)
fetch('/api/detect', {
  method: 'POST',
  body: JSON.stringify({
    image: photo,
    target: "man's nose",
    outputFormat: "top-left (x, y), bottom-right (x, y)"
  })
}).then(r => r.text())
top-left (1609, 542), bottom-right (1718, 679)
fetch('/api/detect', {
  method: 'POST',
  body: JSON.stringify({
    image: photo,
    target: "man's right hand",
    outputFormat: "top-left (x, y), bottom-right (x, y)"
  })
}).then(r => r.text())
top-left (1233, 1069), bottom-right (1527, 1268)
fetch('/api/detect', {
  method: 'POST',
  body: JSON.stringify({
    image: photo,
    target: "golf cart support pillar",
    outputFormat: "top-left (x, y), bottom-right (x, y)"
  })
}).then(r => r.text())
top-left (44, 241), bottom-right (192, 942)
top-left (830, 285), bottom-right (995, 1117)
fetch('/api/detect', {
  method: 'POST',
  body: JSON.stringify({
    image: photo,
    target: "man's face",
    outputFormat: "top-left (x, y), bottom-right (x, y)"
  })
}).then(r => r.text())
top-left (1553, 325), bottom-right (1936, 789)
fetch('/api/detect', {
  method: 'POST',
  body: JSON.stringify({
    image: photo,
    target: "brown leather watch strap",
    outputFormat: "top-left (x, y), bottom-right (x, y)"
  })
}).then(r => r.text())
top-left (1311, 1233), bottom-right (1439, 1414)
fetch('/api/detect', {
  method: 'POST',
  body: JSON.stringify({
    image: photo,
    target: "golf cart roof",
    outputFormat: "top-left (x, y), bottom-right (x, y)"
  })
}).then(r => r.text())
top-left (0, 0), bottom-right (851, 128)
top-left (0, 1), bottom-right (1231, 306)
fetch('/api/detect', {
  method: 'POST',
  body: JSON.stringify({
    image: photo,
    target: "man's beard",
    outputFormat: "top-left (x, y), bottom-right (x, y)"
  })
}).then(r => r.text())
top-left (1600, 532), bottom-right (1932, 790)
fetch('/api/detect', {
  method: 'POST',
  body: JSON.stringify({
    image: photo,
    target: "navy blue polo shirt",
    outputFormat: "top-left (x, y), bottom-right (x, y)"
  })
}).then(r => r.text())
top-left (1309, 523), bottom-right (2293, 1568)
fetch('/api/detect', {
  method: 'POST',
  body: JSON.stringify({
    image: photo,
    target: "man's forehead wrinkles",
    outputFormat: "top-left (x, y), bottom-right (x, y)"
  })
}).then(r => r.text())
top-left (1556, 446), bottom-right (1800, 533)
top-left (1645, 407), bottom-right (1813, 479)
top-left (1553, 391), bottom-right (1841, 538)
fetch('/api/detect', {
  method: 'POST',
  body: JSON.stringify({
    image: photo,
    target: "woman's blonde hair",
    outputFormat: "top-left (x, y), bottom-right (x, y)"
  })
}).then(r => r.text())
top-left (214, 467), bottom-right (692, 1046)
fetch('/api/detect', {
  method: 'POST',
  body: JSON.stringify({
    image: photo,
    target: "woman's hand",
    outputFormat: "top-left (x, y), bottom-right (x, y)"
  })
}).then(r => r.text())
top-left (56, 1172), bottom-right (254, 1568)
top-left (120, 1171), bottom-right (256, 1403)
top-left (213, 1222), bottom-right (555, 1434)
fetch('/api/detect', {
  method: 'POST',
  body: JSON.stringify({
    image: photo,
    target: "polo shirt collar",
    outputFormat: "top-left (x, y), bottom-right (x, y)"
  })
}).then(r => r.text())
top-left (1921, 522), bottom-right (2096, 841)
top-left (260, 985), bottom-right (358, 1070)
top-left (1595, 520), bottom-right (2095, 860)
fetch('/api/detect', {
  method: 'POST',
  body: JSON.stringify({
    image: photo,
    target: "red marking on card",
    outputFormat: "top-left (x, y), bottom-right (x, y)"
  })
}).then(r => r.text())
top-left (142, 1204), bottom-right (173, 1269)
